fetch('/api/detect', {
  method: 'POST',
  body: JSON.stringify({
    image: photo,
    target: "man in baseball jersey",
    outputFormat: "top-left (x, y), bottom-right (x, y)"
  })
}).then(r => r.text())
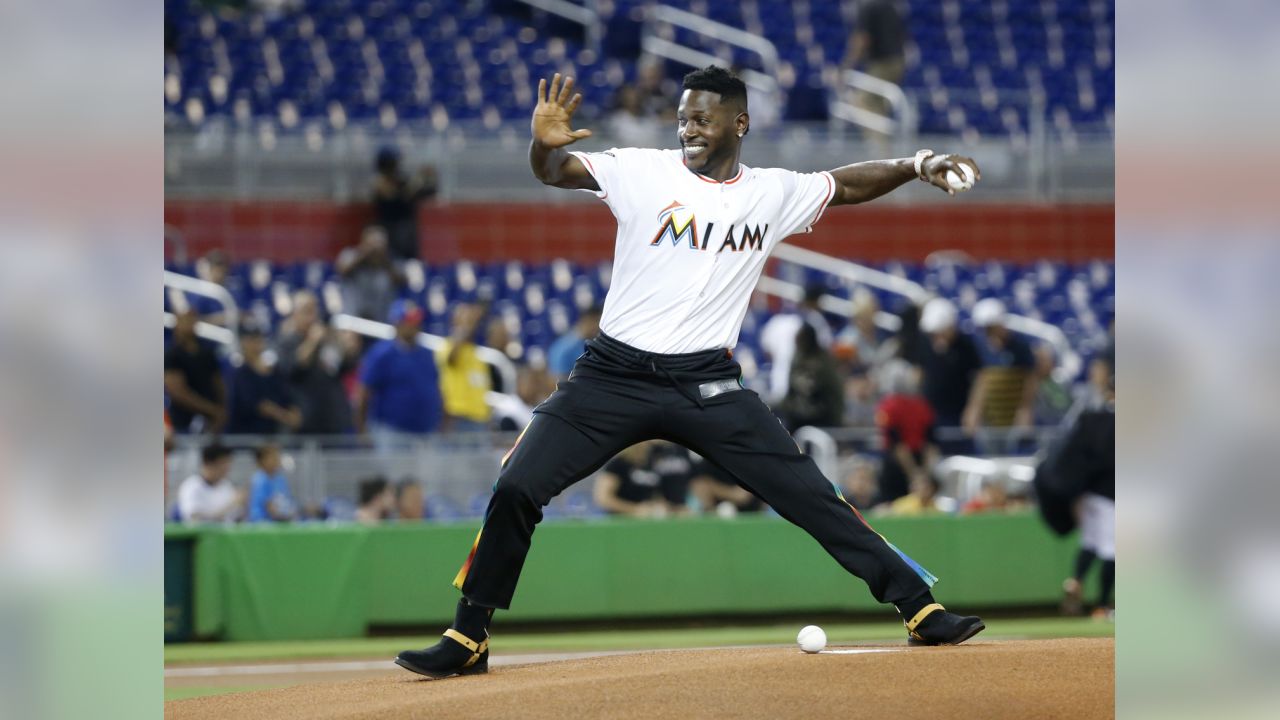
top-left (396, 67), bottom-right (984, 679)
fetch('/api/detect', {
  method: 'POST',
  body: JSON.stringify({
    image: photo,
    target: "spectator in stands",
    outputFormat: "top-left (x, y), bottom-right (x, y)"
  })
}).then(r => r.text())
top-left (276, 290), bottom-right (360, 435)
top-left (841, 0), bottom-right (907, 149)
top-left (437, 302), bottom-right (492, 432)
top-left (177, 443), bottom-right (243, 523)
top-left (354, 300), bottom-right (444, 448)
top-left (647, 441), bottom-right (697, 516)
top-left (688, 457), bottom-right (762, 516)
top-left (336, 225), bottom-right (402, 322)
top-left (190, 249), bottom-right (236, 325)
top-left (960, 479), bottom-right (1011, 515)
top-left (634, 56), bottom-right (678, 123)
top-left (875, 359), bottom-right (941, 503)
top-left (355, 476), bottom-right (396, 524)
top-left (397, 479), bottom-right (426, 521)
top-left (779, 323), bottom-right (844, 432)
top-left (547, 305), bottom-right (602, 379)
top-left (164, 308), bottom-right (226, 434)
top-left (839, 455), bottom-right (883, 511)
top-left (593, 442), bottom-right (668, 517)
top-left (247, 442), bottom-right (299, 522)
top-left (226, 319), bottom-right (302, 435)
top-left (607, 85), bottom-right (663, 147)
top-left (882, 472), bottom-right (945, 517)
top-left (1032, 344), bottom-right (1074, 426)
top-left (834, 289), bottom-right (891, 375)
top-left (484, 316), bottom-right (521, 388)
top-left (371, 147), bottom-right (438, 262)
top-left (915, 298), bottom-right (983, 444)
top-left (760, 284), bottom-right (833, 403)
top-left (1088, 321), bottom-right (1115, 406)
top-left (968, 298), bottom-right (1038, 434)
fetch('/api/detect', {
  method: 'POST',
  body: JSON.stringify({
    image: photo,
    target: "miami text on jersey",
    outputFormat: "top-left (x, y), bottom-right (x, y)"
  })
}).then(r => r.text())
top-left (650, 200), bottom-right (769, 254)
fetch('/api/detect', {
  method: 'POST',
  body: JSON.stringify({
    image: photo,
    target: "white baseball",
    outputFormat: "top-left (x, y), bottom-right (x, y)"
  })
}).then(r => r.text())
top-left (945, 163), bottom-right (976, 192)
top-left (797, 625), bottom-right (827, 653)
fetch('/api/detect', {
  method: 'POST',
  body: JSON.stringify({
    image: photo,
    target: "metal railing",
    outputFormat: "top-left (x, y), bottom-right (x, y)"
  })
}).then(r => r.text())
top-left (164, 270), bottom-right (241, 346)
top-left (934, 455), bottom-right (1037, 504)
top-left (754, 275), bottom-right (902, 333)
top-left (767, 244), bottom-right (1083, 383)
top-left (642, 5), bottom-right (782, 117)
top-left (512, 0), bottom-right (603, 55)
top-left (162, 311), bottom-right (237, 347)
top-left (830, 68), bottom-right (916, 140)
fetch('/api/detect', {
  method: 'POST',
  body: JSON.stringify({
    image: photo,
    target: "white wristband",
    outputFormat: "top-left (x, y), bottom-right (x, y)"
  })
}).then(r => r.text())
top-left (914, 149), bottom-right (935, 182)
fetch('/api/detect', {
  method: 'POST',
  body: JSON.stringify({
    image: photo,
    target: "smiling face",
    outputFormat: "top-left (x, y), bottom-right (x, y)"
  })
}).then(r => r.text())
top-left (677, 89), bottom-right (748, 178)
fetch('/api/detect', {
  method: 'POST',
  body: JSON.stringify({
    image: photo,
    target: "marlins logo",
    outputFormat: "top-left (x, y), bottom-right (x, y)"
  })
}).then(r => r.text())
top-left (651, 201), bottom-right (699, 249)
top-left (650, 199), bottom-right (770, 253)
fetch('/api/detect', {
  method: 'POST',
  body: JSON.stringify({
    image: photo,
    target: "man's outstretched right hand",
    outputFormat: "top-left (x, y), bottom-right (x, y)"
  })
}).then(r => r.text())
top-left (531, 73), bottom-right (593, 148)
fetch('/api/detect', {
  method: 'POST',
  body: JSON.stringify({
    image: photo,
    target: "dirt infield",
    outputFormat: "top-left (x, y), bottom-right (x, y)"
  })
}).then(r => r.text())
top-left (166, 637), bottom-right (1113, 719)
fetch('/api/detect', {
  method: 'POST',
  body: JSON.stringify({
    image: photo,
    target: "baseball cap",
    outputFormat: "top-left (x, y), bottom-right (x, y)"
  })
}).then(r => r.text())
top-left (918, 298), bottom-right (958, 333)
top-left (971, 298), bottom-right (1007, 328)
top-left (387, 299), bottom-right (424, 326)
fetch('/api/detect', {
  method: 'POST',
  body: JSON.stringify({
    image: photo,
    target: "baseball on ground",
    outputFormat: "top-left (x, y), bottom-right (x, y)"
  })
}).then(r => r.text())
top-left (797, 625), bottom-right (827, 653)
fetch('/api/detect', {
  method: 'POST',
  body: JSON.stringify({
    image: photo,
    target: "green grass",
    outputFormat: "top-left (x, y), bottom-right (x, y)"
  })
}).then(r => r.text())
top-left (165, 616), bottom-right (1111, 665)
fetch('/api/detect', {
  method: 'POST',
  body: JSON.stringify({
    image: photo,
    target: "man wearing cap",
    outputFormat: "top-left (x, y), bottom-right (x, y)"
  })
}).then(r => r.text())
top-left (226, 319), bottom-right (303, 435)
top-left (353, 300), bottom-right (444, 449)
top-left (915, 298), bottom-right (984, 448)
top-left (969, 298), bottom-right (1038, 433)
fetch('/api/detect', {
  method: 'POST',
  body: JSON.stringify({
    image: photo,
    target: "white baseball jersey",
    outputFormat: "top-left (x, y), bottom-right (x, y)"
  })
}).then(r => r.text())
top-left (570, 147), bottom-right (836, 354)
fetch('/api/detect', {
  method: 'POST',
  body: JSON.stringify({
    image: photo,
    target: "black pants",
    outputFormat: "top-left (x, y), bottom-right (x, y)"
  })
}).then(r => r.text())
top-left (453, 334), bottom-right (935, 610)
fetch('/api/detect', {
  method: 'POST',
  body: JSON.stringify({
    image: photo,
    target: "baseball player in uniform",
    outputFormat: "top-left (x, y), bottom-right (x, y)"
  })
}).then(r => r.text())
top-left (396, 67), bottom-right (984, 679)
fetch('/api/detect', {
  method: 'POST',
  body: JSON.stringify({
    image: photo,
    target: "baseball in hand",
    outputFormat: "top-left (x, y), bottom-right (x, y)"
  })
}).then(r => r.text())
top-left (797, 625), bottom-right (827, 653)
top-left (944, 163), bottom-right (976, 192)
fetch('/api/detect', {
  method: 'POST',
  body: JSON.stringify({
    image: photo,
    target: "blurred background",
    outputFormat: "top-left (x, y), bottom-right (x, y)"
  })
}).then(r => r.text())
top-left (161, 0), bottom-right (1116, 680)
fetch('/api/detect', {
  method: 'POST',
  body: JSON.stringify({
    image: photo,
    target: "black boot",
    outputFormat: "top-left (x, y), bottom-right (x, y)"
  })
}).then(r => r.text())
top-left (395, 598), bottom-right (494, 679)
top-left (904, 603), bottom-right (985, 646)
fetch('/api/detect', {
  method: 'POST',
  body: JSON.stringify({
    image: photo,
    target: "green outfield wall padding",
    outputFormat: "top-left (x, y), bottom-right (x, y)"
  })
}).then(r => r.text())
top-left (166, 512), bottom-right (1083, 642)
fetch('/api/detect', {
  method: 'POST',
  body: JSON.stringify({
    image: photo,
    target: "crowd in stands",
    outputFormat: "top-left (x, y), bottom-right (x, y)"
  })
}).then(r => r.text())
top-left (166, 254), bottom-right (1109, 525)
top-left (165, 147), bottom-right (1111, 525)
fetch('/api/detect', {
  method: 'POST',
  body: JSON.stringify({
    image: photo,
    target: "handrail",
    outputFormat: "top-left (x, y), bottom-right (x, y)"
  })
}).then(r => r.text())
top-left (830, 68), bottom-right (915, 139)
top-left (793, 425), bottom-right (839, 481)
top-left (768, 244), bottom-right (1083, 383)
top-left (512, 0), bottom-right (602, 54)
top-left (164, 270), bottom-right (241, 344)
top-left (643, 5), bottom-right (781, 111)
top-left (754, 275), bottom-right (902, 332)
top-left (330, 313), bottom-right (520, 411)
top-left (163, 311), bottom-right (237, 346)
top-left (933, 455), bottom-right (1037, 503)
top-left (772, 244), bottom-right (930, 304)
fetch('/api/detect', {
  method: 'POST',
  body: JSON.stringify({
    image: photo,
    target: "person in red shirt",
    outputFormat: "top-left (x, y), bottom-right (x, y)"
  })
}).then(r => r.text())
top-left (875, 359), bottom-right (942, 503)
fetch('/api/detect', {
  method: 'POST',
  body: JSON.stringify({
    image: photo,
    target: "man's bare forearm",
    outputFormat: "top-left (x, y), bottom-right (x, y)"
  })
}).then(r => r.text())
top-left (529, 140), bottom-right (571, 186)
top-left (829, 158), bottom-right (917, 205)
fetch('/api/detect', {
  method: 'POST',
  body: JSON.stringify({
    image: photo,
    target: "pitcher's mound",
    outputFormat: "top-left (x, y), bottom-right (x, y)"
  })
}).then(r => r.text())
top-left (167, 637), bottom-right (1114, 719)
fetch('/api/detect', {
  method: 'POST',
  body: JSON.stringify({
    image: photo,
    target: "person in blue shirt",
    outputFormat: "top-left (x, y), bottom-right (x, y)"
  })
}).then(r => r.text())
top-left (353, 299), bottom-right (444, 451)
top-left (247, 443), bottom-right (298, 522)
top-left (546, 305), bottom-right (602, 378)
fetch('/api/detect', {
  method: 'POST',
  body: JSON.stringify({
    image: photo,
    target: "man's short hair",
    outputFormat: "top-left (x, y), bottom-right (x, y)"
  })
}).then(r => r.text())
top-left (359, 476), bottom-right (389, 506)
top-left (202, 443), bottom-right (232, 465)
top-left (254, 443), bottom-right (278, 464)
top-left (681, 66), bottom-right (748, 111)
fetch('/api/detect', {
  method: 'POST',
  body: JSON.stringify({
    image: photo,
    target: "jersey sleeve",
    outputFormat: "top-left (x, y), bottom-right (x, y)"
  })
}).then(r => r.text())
top-left (772, 170), bottom-right (837, 239)
top-left (567, 147), bottom-right (652, 217)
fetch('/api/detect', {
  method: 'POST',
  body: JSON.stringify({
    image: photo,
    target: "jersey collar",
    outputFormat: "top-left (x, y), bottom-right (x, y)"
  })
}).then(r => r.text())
top-left (682, 159), bottom-right (745, 185)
